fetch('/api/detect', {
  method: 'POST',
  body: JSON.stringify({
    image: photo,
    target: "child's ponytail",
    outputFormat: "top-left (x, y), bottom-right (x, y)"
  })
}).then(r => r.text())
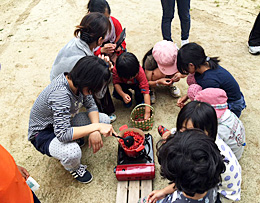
top-left (206, 56), bottom-right (220, 70)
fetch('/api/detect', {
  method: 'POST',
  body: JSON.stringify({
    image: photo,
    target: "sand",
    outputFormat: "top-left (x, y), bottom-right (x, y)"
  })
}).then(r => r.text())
top-left (0, 0), bottom-right (259, 202)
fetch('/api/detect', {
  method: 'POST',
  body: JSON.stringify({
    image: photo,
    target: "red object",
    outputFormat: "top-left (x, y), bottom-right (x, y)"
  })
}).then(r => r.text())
top-left (118, 128), bottom-right (145, 158)
top-left (94, 16), bottom-right (126, 56)
top-left (115, 163), bottom-right (155, 181)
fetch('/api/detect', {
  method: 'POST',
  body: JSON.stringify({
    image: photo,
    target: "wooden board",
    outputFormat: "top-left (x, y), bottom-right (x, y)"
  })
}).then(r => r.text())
top-left (116, 180), bottom-right (152, 203)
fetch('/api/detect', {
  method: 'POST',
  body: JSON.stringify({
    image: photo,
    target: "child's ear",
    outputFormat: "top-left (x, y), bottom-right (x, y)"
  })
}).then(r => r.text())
top-left (188, 63), bottom-right (195, 73)
top-left (97, 37), bottom-right (104, 46)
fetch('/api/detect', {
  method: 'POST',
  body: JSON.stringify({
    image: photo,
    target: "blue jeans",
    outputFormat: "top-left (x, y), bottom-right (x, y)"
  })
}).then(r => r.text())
top-left (228, 92), bottom-right (246, 118)
top-left (161, 0), bottom-right (191, 41)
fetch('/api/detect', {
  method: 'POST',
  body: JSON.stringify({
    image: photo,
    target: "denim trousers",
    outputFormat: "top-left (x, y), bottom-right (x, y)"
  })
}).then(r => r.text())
top-left (161, 0), bottom-right (191, 41)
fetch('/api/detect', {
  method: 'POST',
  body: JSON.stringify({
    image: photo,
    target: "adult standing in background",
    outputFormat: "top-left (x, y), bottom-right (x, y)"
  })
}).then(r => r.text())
top-left (161, 0), bottom-right (191, 47)
top-left (248, 12), bottom-right (260, 55)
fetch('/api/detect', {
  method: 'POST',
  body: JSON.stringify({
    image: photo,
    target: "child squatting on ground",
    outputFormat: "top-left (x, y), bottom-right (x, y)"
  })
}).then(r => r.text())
top-left (142, 40), bottom-right (186, 104)
top-left (28, 56), bottom-right (117, 183)
top-left (87, 0), bottom-right (126, 62)
top-left (157, 101), bottom-right (242, 202)
top-left (177, 42), bottom-right (246, 118)
top-left (187, 85), bottom-right (246, 160)
top-left (139, 129), bottom-right (226, 203)
top-left (112, 52), bottom-right (151, 120)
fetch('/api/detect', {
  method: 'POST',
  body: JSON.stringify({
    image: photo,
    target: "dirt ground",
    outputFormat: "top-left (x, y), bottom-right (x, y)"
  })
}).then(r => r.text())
top-left (0, 0), bottom-right (260, 202)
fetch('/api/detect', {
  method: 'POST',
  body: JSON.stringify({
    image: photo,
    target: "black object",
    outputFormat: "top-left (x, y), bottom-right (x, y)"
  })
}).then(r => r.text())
top-left (249, 13), bottom-right (260, 46)
top-left (115, 28), bottom-right (126, 50)
top-left (117, 133), bottom-right (154, 165)
top-left (112, 132), bottom-right (134, 147)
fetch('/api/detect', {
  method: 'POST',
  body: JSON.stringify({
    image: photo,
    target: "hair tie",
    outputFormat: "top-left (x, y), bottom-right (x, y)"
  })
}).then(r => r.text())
top-left (206, 56), bottom-right (210, 62)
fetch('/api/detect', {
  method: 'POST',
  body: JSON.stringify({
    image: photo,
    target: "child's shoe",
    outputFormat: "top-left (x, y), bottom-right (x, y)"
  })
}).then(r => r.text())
top-left (109, 113), bottom-right (117, 123)
top-left (75, 138), bottom-right (85, 148)
top-left (158, 125), bottom-right (169, 137)
top-left (70, 164), bottom-right (93, 184)
top-left (150, 90), bottom-right (156, 104)
top-left (169, 85), bottom-right (181, 98)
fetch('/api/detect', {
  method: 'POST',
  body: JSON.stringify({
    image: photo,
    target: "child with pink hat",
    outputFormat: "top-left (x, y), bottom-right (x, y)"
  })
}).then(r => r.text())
top-left (194, 87), bottom-right (246, 160)
top-left (142, 40), bottom-right (186, 104)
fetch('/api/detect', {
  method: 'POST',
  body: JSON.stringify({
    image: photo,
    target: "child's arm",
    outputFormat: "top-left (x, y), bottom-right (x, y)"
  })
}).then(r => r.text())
top-left (114, 84), bottom-right (131, 104)
top-left (177, 94), bottom-right (189, 108)
top-left (143, 93), bottom-right (151, 120)
top-left (147, 183), bottom-right (176, 203)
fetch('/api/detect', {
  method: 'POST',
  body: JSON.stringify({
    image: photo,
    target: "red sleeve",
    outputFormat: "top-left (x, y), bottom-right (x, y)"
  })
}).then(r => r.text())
top-left (112, 66), bottom-right (123, 85)
top-left (111, 16), bottom-right (126, 52)
top-left (94, 47), bottom-right (102, 56)
top-left (136, 66), bottom-right (150, 94)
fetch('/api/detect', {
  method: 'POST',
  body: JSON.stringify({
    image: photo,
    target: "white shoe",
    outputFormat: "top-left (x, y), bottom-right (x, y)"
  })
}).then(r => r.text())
top-left (181, 39), bottom-right (189, 47)
top-left (169, 85), bottom-right (181, 98)
top-left (249, 45), bottom-right (260, 55)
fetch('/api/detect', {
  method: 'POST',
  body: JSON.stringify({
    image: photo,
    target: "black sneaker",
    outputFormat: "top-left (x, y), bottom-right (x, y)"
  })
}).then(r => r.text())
top-left (70, 164), bottom-right (93, 183)
top-left (75, 138), bottom-right (85, 147)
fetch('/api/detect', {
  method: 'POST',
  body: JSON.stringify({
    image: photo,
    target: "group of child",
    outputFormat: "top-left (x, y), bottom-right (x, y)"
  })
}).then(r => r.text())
top-left (24, 0), bottom-right (248, 202)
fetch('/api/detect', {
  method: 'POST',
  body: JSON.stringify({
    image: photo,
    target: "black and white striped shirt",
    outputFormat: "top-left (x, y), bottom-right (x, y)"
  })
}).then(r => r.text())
top-left (28, 73), bottom-right (98, 142)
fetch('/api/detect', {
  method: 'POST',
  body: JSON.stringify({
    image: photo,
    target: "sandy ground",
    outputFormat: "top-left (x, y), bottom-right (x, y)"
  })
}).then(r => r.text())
top-left (0, 0), bottom-right (260, 202)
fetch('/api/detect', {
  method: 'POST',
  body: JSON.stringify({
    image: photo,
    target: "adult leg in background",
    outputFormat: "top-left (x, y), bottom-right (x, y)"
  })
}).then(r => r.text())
top-left (177, 0), bottom-right (191, 40)
top-left (249, 12), bottom-right (260, 46)
top-left (161, 0), bottom-right (175, 41)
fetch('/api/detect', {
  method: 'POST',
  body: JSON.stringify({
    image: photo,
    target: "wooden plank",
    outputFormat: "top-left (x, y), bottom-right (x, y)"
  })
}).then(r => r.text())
top-left (128, 180), bottom-right (140, 203)
top-left (140, 180), bottom-right (153, 199)
top-left (116, 181), bottom-right (128, 203)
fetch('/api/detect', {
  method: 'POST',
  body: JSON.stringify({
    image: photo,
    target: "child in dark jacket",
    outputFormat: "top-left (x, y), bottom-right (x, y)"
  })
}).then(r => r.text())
top-left (112, 52), bottom-right (151, 120)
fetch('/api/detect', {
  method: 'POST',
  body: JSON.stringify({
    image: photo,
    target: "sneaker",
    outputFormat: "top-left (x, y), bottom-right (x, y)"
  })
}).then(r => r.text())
top-left (75, 138), bottom-right (85, 148)
top-left (158, 125), bottom-right (169, 137)
top-left (70, 164), bottom-right (93, 183)
top-left (248, 45), bottom-right (260, 55)
top-left (109, 113), bottom-right (117, 123)
top-left (150, 90), bottom-right (156, 104)
top-left (181, 39), bottom-right (189, 47)
top-left (169, 85), bottom-right (181, 98)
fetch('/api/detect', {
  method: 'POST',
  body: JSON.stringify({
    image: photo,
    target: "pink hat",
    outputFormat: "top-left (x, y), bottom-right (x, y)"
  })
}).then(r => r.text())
top-left (194, 88), bottom-right (228, 118)
top-left (152, 40), bottom-right (178, 75)
top-left (188, 84), bottom-right (202, 101)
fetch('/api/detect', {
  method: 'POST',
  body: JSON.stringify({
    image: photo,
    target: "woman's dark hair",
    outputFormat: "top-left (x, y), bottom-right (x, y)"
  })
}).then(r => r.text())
top-left (177, 43), bottom-right (220, 75)
top-left (176, 101), bottom-right (218, 141)
top-left (87, 0), bottom-right (111, 14)
top-left (116, 52), bottom-right (140, 79)
top-left (74, 12), bottom-right (111, 44)
top-left (68, 56), bottom-right (111, 95)
top-left (142, 47), bottom-right (153, 69)
top-left (157, 129), bottom-right (226, 197)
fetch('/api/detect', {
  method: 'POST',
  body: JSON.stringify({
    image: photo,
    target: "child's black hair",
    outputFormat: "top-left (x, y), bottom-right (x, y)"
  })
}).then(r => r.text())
top-left (176, 101), bottom-right (218, 141)
top-left (157, 129), bottom-right (226, 197)
top-left (142, 47), bottom-right (153, 69)
top-left (68, 56), bottom-right (111, 95)
top-left (74, 12), bottom-right (111, 44)
top-left (177, 43), bottom-right (221, 75)
top-left (87, 0), bottom-right (111, 15)
top-left (116, 52), bottom-right (140, 79)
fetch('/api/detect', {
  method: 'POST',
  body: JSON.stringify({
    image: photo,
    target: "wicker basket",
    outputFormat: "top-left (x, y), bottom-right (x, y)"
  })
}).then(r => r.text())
top-left (130, 103), bottom-right (154, 131)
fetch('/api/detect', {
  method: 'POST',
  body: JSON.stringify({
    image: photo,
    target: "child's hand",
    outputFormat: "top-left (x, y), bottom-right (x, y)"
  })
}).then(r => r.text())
top-left (98, 54), bottom-right (113, 71)
top-left (17, 165), bottom-right (30, 180)
top-left (97, 123), bottom-right (115, 137)
top-left (162, 131), bottom-right (171, 140)
top-left (101, 43), bottom-right (116, 54)
top-left (177, 95), bottom-right (188, 108)
top-left (171, 72), bottom-right (182, 82)
top-left (158, 78), bottom-right (173, 86)
top-left (147, 189), bottom-right (167, 203)
top-left (88, 131), bottom-right (103, 153)
top-left (123, 94), bottom-right (131, 104)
